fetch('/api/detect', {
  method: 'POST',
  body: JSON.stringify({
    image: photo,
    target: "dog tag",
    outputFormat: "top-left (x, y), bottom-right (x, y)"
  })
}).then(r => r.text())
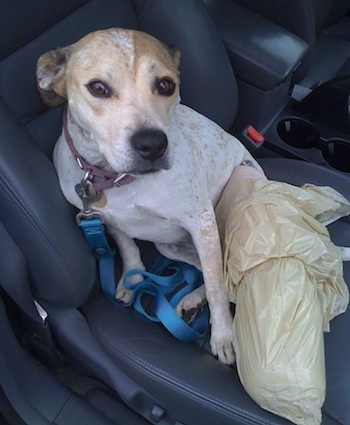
top-left (93, 190), bottom-right (107, 208)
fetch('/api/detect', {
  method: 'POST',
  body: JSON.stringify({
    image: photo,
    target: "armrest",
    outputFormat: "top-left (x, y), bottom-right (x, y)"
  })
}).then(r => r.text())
top-left (204, 0), bottom-right (309, 90)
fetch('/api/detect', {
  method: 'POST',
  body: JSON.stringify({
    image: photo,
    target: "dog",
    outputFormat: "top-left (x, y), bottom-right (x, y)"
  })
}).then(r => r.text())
top-left (36, 27), bottom-right (263, 365)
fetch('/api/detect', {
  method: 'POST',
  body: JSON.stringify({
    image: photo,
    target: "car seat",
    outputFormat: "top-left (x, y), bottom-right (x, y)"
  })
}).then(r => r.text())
top-left (207, 0), bottom-right (350, 88)
top-left (0, 1), bottom-right (349, 424)
top-left (204, 0), bottom-right (350, 148)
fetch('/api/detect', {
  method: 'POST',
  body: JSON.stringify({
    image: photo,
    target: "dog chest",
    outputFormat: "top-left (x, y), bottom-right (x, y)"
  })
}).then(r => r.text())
top-left (102, 201), bottom-right (189, 244)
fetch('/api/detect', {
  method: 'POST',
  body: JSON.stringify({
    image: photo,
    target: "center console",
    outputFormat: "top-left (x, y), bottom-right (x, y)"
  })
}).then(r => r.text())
top-left (204, 0), bottom-right (309, 132)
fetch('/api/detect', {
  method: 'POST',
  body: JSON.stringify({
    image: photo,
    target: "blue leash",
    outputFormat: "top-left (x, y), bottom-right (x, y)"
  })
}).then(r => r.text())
top-left (78, 216), bottom-right (208, 342)
top-left (79, 217), bottom-right (116, 300)
top-left (123, 255), bottom-right (209, 342)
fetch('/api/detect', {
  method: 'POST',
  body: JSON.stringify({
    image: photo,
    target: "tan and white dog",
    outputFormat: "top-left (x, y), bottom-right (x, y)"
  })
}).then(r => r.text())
top-left (36, 28), bottom-right (262, 365)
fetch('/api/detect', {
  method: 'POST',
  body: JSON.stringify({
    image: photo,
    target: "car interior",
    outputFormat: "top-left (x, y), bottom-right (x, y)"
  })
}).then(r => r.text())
top-left (0, 1), bottom-right (349, 424)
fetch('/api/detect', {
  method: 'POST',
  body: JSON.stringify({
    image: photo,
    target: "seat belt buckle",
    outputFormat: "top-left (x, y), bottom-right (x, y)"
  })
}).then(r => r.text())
top-left (240, 125), bottom-right (265, 152)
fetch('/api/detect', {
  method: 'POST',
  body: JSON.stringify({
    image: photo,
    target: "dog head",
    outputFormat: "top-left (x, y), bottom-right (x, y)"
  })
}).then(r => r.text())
top-left (36, 28), bottom-right (181, 174)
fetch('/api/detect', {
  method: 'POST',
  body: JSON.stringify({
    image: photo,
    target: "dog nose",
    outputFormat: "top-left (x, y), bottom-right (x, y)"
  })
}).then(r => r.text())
top-left (131, 129), bottom-right (168, 161)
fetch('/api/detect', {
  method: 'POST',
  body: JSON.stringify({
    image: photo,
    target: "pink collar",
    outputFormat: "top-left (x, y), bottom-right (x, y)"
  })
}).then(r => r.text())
top-left (63, 109), bottom-right (134, 191)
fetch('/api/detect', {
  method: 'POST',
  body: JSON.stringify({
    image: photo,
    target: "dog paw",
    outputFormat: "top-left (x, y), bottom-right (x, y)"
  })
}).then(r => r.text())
top-left (115, 271), bottom-right (145, 303)
top-left (175, 289), bottom-right (206, 324)
top-left (210, 336), bottom-right (236, 365)
top-left (210, 322), bottom-right (236, 365)
top-left (115, 285), bottom-right (133, 303)
top-left (181, 306), bottom-right (203, 324)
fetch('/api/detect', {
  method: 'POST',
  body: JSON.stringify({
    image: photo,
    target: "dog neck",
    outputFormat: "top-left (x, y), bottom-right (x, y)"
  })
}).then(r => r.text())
top-left (62, 108), bottom-right (134, 190)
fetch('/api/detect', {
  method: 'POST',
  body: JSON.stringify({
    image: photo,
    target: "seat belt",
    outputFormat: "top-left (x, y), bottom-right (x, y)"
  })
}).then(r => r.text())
top-left (0, 224), bottom-right (60, 365)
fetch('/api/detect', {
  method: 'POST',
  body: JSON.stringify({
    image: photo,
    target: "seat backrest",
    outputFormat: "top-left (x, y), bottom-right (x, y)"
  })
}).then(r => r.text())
top-left (325, 0), bottom-right (350, 25)
top-left (0, 0), bottom-right (238, 308)
top-left (134, 0), bottom-right (238, 128)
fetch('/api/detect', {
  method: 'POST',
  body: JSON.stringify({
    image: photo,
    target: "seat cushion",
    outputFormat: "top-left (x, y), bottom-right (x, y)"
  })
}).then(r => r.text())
top-left (79, 159), bottom-right (350, 425)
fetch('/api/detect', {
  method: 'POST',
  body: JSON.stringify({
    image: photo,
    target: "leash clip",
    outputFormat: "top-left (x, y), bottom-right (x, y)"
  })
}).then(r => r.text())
top-left (75, 171), bottom-right (101, 212)
top-left (76, 209), bottom-right (104, 226)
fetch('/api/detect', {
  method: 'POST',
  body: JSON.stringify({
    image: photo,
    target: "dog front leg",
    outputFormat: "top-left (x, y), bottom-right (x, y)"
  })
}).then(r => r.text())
top-left (109, 229), bottom-right (146, 303)
top-left (184, 206), bottom-right (235, 365)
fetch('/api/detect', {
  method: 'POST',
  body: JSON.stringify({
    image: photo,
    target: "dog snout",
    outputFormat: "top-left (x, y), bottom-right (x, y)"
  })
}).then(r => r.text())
top-left (131, 129), bottom-right (168, 162)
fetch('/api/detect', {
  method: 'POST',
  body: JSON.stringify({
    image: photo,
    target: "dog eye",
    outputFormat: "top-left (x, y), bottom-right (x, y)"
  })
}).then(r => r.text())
top-left (87, 80), bottom-right (111, 98)
top-left (156, 78), bottom-right (176, 96)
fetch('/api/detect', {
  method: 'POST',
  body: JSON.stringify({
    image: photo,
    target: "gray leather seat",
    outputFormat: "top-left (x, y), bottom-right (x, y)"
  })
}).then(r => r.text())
top-left (0, 1), bottom-right (349, 424)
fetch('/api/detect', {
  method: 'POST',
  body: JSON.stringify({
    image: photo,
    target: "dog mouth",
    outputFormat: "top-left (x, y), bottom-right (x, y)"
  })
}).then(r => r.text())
top-left (127, 151), bottom-right (173, 176)
top-left (138, 169), bottom-right (160, 175)
top-left (97, 146), bottom-right (172, 176)
top-left (129, 160), bottom-right (171, 176)
top-left (95, 158), bottom-right (169, 178)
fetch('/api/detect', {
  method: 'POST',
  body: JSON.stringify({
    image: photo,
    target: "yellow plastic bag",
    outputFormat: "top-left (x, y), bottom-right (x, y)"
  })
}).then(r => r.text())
top-left (215, 166), bottom-right (350, 425)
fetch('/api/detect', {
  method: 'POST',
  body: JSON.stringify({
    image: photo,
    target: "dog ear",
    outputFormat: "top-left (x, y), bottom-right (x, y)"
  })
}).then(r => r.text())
top-left (36, 46), bottom-right (72, 107)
